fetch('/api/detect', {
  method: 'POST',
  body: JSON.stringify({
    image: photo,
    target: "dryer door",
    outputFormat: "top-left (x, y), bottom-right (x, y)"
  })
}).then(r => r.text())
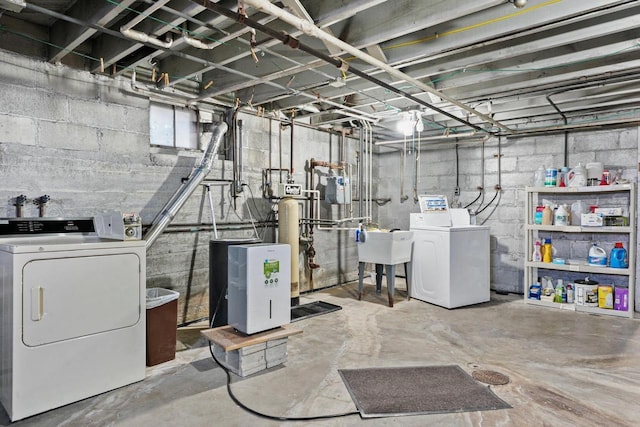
top-left (22, 253), bottom-right (141, 347)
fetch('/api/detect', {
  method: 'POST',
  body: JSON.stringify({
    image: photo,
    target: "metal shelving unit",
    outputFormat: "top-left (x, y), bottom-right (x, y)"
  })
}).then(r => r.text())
top-left (524, 184), bottom-right (636, 319)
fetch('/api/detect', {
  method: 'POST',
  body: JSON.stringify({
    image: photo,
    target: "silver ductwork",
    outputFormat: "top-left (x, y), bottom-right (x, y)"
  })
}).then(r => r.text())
top-left (145, 122), bottom-right (228, 249)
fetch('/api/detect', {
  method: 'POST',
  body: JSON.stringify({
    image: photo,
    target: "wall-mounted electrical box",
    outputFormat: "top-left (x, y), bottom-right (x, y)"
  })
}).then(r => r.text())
top-left (325, 176), bottom-right (351, 204)
top-left (227, 243), bottom-right (291, 334)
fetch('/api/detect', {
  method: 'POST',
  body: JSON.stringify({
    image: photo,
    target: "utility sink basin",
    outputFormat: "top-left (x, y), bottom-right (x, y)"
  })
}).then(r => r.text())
top-left (357, 230), bottom-right (413, 265)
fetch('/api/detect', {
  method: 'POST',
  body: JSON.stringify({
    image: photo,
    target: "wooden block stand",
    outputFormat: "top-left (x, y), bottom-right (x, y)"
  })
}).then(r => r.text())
top-left (201, 325), bottom-right (302, 377)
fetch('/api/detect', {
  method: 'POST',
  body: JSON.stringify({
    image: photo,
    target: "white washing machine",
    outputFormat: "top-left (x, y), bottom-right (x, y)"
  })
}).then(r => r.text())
top-left (410, 210), bottom-right (490, 309)
top-left (0, 218), bottom-right (146, 421)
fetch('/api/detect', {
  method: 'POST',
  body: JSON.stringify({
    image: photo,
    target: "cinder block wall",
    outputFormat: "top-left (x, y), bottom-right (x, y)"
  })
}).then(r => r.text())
top-left (5, 49), bottom-right (637, 320)
top-left (0, 51), bottom-right (360, 324)
top-left (376, 129), bottom-right (639, 305)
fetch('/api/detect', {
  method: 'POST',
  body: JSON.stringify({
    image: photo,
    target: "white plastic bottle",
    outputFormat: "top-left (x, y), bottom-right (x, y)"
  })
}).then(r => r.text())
top-left (542, 205), bottom-right (553, 225)
top-left (570, 200), bottom-right (586, 226)
top-left (555, 204), bottom-right (569, 226)
top-left (534, 166), bottom-right (546, 187)
top-left (532, 240), bottom-right (542, 262)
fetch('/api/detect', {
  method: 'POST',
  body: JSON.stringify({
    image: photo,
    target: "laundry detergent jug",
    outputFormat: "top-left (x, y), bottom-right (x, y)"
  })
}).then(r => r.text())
top-left (610, 242), bottom-right (628, 268)
top-left (568, 163), bottom-right (587, 187)
top-left (587, 243), bottom-right (607, 267)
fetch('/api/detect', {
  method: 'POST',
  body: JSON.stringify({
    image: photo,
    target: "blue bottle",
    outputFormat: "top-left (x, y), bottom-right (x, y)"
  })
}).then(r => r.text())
top-left (610, 242), bottom-right (628, 268)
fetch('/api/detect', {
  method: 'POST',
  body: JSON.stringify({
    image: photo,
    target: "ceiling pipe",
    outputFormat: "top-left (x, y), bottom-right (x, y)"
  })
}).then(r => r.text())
top-left (237, 0), bottom-right (513, 134)
top-left (120, 27), bottom-right (173, 49)
top-left (193, 0), bottom-right (492, 134)
top-left (23, 2), bottom-right (365, 118)
top-left (182, 30), bottom-right (216, 49)
top-left (546, 92), bottom-right (569, 167)
top-left (145, 122), bottom-right (228, 249)
top-left (375, 131), bottom-right (478, 145)
top-left (499, 116), bottom-right (640, 138)
top-left (121, 0), bottom-right (172, 32)
top-left (119, 0), bottom-right (174, 49)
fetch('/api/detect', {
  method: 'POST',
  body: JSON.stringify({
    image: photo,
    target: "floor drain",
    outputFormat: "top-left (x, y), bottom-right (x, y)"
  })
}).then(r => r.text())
top-left (471, 370), bottom-right (510, 385)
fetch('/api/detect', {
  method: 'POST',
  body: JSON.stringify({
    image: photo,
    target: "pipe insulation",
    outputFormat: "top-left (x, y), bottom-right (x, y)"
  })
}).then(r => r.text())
top-left (145, 122), bottom-right (228, 249)
top-left (120, 27), bottom-right (173, 48)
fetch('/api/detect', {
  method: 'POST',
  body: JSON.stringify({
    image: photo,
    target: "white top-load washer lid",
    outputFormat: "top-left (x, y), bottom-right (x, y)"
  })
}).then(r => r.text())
top-left (410, 210), bottom-right (488, 231)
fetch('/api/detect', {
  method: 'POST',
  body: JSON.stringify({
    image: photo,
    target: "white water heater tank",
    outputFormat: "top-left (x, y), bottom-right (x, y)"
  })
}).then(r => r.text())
top-left (227, 243), bottom-right (291, 334)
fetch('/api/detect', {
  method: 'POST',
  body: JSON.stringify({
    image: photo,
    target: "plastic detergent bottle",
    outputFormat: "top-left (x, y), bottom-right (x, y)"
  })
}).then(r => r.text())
top-left (610, 242), bottom-right (628, 268)
top-left (555, 204), bottom-right (569, 226)
top-left (542, 205), bottom-right (553, 225)
top-left (587, 243), bottom-right (607, 266)
top-left (534, 206), bottom-right (544, 225)
top-left (542, 239), bottom-right (553, 263)
top-left (532, 240), bottom-right (542, 262)
top-left (554, 279), bottom-right (565, 303)
top-left (570, 200), bottom-right (586, 225)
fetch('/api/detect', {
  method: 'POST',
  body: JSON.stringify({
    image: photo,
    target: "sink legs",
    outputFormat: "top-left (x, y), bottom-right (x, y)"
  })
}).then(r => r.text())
top-left (358, 261), bottom-right (411, 307)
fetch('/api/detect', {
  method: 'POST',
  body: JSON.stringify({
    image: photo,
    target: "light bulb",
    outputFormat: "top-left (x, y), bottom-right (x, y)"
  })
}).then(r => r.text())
top-left (397, 113), bottom-right (415, 136)
top-left (512, 0), bottom-right (527, 8)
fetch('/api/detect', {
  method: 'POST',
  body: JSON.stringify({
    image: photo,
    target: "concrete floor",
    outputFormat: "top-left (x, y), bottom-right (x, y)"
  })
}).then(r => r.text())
top-left (2, 279), bottom-right (640, 426)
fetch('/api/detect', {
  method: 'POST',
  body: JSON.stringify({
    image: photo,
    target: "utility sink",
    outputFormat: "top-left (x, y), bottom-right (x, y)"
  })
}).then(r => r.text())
top-left (357, 230), bottom-right (413, 265)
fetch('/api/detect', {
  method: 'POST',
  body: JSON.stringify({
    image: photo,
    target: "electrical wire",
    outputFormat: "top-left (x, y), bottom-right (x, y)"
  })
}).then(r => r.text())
top-left (475, 190), bottom-right (500, 214)
top-left (241, 184), bottom-right (260, 239)
top-left (480, 191), bottom-right (502, 225)
top-left (206, 283), bottom-right (359, 422)
top-left (241, 182), bottom-right (280, 241)
top-left (204, 181), bottom-right (358, 423)
top-left (463, 192), bottom-right (483, 209)
top-left (207, 343), bottom-right (359, 422)
top-left (259, 208), bottom-right (277, 241)
top-left (223, 185), bottom-right (246, 223)
top-left (241, 182), bottom-right (266, 222)
top-left (381, 0), bottom-right (563, 52)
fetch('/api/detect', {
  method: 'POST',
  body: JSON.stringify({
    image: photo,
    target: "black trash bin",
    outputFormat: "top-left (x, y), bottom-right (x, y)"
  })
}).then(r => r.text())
top-left (209, 238), bottom-right (260, 327)
top-left (146, 288), bottom-right (179, 366)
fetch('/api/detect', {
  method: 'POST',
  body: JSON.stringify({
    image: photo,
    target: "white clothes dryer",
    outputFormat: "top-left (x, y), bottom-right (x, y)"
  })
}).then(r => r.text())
top-left (0, 218), bottom-right (146, 421)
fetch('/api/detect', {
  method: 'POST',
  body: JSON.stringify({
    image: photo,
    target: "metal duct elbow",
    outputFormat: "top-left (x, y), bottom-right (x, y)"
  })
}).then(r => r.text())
top-left (145, 122), bottom-right (228, 249)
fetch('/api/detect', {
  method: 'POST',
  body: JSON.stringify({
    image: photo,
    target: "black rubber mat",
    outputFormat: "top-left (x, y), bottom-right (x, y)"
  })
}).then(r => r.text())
top-left (339, 365), bottom-right (511, 418)
top-left (290, 301), bottom-right (342, 322)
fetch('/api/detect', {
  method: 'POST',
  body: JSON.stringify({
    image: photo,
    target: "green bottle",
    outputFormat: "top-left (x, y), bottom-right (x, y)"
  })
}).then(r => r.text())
top-left (554, 279), bottom-right (565, 303)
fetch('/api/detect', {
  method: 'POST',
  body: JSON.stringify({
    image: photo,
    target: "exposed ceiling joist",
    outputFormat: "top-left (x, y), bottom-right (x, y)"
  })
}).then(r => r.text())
top-left (1, 0), bottom-right (638, 140)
